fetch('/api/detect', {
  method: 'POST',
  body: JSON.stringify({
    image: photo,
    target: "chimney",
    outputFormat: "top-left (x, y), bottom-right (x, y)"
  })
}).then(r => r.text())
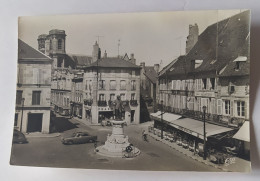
top-left (140, 62), bottom-right (145, 69)
top-left (154, 64), bottom-right (159, 73)
top-left (103, 50), bottom-right (107, 58)
top-left (186, 23), bottom-right (199, 54)
top-left (130, 53), bottom-right (136, 64)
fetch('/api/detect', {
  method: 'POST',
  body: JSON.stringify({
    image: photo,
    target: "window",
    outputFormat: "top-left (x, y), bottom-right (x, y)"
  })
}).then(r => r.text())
top-left (32, 91), bottom-right (41, 105)
top-left (89, 80), bottom-right (92, 91)
top-left (99, 94), bottom-right (105, 101)
top-left (131, 70), bottom-right (135, 76)
top-left (110, 80), bottom-right (116, 90)
top-left (202, 78), bottom-right (207, 89)
top-left (14, 113), bottom-right (18, 127)
top-left (85, 80), bottom-right (88, 90)
top-left (110, 94), bottom-right (115, 101)
top-left (58, 39), bottom-right (62, 50)
top-left (131, 93), bottom-right (135, 100)
top-left (99, 80), bottom-right (105, 90)
top-left (120, 93), bottom-right (125, 101)
top-left (210, 78), bottom-right (215, 90)
top-left (16, 91), bottom-right (23, 105)
top-left (217, 99), bottom-right (222, 115)
top-left (50, 39), bottom-right (52, 50)
top-left (131, 80), bottom-right (136, 90)
top-left (237, 101), bottom-right (245, 117)
top-left (120, 80), bottom-right (126, 90)
top-left (235, 62), bottom-right (240, 70)
top-left (224, 100), bottom-right (230, 115)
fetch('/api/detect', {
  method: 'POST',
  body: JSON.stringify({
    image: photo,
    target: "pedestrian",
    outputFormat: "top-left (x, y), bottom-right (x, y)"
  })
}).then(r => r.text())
top-left (142, 129), bottom-right (148, 141)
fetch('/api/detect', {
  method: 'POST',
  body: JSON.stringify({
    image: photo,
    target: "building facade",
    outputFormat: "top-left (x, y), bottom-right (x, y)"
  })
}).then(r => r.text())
top-left (158, 10), bottom-right (250, 128)
top-left (82, 58), bottom-right (141, 125)
top-left (15, 39), bottom-right (52, 133)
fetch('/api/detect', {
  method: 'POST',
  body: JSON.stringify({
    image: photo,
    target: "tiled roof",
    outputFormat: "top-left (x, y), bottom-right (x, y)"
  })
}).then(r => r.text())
top-left (187, 10), bottom-right (250, 75)
top-left (143, 66), bottom-right (158, 84)
top-left (18, 39), bottom-right (52, 60)
top-left (85, 57), bottom-right (141, 69)
top-left (160, 10), bottom-right (250, 79)
top-left (67, 54), bottom-right (92, 66)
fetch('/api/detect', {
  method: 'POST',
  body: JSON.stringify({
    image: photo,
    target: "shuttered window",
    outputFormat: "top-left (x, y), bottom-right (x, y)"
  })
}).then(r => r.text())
top-left (237, 101), bottom-right (245, 117)
top-left (32, 91), bottom-right (41, 105)
top-left (224, 100), bottom-right (230, 115)
top-left (16, 91), bottom-right (23, 105)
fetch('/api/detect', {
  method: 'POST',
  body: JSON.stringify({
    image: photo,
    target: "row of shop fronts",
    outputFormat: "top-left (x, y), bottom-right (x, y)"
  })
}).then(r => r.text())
top-left (150, 111), bottom-right (250, 162)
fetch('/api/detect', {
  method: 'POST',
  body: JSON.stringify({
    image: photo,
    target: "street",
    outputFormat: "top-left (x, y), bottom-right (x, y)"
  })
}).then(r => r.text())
top-left (10, 116), bottom-right (219, 171)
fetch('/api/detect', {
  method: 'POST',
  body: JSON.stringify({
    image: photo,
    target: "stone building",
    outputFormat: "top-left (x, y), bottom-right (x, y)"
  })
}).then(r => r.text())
top-left (15, 39), bottom-right (52, 133)
top-left (140, 62), bottom-right (159, 112)
top-left (158, 10), bottom-right (250, 128)
top-left (82, 57), bottom-right (141, 125)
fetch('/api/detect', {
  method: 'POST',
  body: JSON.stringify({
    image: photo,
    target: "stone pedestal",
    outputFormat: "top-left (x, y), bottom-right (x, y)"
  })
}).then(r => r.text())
top-left (96, 120), bottom-right (140, 157)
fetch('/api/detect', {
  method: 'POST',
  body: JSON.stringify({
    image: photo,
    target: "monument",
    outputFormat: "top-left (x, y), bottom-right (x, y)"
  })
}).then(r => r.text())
top-left (96, 96), bottom-right (140, 158)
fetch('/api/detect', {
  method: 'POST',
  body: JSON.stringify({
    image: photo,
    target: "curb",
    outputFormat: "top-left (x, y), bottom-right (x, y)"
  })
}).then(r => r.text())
top-left (149, 132), bottom-right (229, 172)
top-left (25, 133), bottom-right (61, 138)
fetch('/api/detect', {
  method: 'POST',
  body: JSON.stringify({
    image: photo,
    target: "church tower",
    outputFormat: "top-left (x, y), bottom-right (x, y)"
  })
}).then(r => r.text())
top-left (37, 34), bottom-right (47, 54)
top-left (92, 41), bottom-right (101, 63)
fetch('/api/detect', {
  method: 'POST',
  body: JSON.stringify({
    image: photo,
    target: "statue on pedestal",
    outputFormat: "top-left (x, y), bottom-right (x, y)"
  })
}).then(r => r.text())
top-left (114, 95), bottom-right (123, 120)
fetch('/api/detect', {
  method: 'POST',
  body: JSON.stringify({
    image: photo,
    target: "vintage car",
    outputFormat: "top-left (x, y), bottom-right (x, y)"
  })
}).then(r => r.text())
top-left (61, 131), bottom-right (97, 145)
top-left (12, 129), bottom-right (28, 144)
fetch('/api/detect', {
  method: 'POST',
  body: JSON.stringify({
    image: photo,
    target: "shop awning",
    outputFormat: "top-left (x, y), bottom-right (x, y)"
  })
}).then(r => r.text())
top-left (150, 111), bottom-right (182, 123)
top-left (233, 121), bottom-right (250, 142)
top-left (168, 118), bottom-right (233, 140)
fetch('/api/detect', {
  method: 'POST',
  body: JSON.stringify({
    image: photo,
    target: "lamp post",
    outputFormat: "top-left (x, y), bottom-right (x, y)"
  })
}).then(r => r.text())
top-left (202, 105), bottom-right (207, 160)
top-left (20, 98), bottom-right (25, 132)
top-left (161, 100), bottom-right (164, 139)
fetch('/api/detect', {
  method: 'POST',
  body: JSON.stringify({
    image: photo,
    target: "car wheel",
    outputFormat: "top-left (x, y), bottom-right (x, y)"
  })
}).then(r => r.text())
top-left (67, 141), bottom-right (73, 145)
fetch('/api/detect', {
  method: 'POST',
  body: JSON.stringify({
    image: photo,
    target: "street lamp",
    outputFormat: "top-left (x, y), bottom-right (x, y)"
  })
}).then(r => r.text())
top-left (202, 105), bottom-right (207, 160)
top-left (161, 100), bottom-right (164, 139)
top-left (20, 98), bottom-right (25, 132)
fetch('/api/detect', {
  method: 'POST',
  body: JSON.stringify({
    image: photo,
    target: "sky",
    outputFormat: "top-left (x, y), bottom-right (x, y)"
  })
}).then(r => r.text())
top-left (18, 10), bottom-right (243, 67)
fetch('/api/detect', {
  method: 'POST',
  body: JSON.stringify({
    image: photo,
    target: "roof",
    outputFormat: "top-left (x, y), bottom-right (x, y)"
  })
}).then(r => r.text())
top-left (233, 121), bottom-right (250, 142)
top-left (159, 10), bottom-right (250, 79)
top-left (187, 10), bottom-right (250, 75)
top-left (84, 57), bottom-right (141, 69)
top-left (143, 66), bottom-right (158, 84)
top-left (18, 39), bottom-right (52, 61)
top-left (67, 54), bottom-right (92, 66)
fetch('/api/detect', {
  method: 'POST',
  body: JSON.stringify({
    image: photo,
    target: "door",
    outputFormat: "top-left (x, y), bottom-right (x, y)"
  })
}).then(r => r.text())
top-left (27, 113), bottom-right (43, 132)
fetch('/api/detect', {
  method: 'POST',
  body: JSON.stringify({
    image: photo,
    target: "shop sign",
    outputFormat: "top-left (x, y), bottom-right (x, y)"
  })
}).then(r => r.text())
top-left (178, 126), bottom-right (193, 135)
top-left (195, 91), bottom-right (215, 97)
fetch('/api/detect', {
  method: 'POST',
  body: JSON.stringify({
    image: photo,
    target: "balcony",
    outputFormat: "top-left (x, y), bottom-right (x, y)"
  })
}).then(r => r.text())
top-left (130, 100), bottom-right (138, 106)
top-left (84, 99), bottom-right (93, 106)
top-left (98, 100), bottom-right (107, 107)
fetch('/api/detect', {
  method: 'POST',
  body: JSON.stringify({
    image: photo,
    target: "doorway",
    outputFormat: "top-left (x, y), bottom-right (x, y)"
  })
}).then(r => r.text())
top-left (27, 113), bottom-right (43, 132)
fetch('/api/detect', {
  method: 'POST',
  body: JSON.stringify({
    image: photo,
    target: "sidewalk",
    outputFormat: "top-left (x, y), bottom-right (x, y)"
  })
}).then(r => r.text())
top-left (25, 132), bottom-right (60, 138)
top-left (147, 129), bottom-right (251, 172)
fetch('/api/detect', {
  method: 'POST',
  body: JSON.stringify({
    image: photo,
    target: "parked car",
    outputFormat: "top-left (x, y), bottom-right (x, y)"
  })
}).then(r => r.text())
top-left (12, 129), bottom-right (28, 144)
top-left (61, 131), bottom-right (97, 145)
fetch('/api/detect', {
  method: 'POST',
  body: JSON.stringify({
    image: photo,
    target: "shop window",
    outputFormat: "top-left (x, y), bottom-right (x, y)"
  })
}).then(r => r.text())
top-left (32, 91), bottom-right (41, 105)
top-left (237, 101), bottom-right (245, 117)
top-left (224, 100), bottom-right (230, 115)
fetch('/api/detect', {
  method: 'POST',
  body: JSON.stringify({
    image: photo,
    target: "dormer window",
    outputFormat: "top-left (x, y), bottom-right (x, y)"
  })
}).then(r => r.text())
top-left (233, 56), bottom-right (247, 71)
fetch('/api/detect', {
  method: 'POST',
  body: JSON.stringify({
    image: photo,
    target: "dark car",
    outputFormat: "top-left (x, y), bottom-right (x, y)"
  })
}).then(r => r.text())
top-left (61, 131), bottom-right (97, 145)
top-left (12, 129), bottom-right (28, 144)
